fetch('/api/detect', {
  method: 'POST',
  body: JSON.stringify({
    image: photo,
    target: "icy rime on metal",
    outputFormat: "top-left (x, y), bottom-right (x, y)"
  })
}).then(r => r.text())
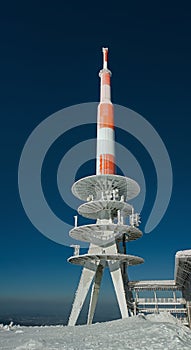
top-left (67, 48), bottom-right (144, 326)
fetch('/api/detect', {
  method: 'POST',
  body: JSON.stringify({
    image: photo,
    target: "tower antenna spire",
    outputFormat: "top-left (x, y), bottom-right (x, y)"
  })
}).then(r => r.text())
top-left (102, 47), bottom-right (108, 70)
top-left (97, 47), bottom-right (114, 174)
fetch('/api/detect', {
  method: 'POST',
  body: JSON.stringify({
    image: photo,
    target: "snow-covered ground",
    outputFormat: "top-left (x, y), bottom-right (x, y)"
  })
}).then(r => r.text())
top-left (0, 313), bottom-right (191, 350)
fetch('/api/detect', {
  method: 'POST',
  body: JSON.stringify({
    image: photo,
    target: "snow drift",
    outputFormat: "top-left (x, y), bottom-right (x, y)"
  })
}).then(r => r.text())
top-left (0, 312), bottom-right (191, 350)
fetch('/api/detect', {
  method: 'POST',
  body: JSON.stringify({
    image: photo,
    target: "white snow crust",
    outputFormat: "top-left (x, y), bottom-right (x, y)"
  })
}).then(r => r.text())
top-left (176, 250), bottom-right (191, 257)
top-left (0, 313), bottom-right (191, 350)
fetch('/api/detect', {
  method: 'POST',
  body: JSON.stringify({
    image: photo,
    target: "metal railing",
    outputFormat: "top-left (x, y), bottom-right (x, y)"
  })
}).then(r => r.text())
top-left (140, 308), bottom-right (187, 314)
top-left (137, 297), bottom-right (186, 305)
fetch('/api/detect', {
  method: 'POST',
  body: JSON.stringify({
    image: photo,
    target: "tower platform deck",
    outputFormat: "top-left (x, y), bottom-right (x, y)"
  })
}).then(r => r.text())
top-left (68, 253), bottom-right (144, 266)
top-left (78, 199), bottom-right (132, 220)
top-left (72, 174), bottom-right (140, 202)
top-left (69, 223), bottom-right (142, 244)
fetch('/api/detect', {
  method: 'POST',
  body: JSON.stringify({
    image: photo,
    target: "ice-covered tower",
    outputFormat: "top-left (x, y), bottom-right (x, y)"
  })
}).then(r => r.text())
top-left (68, 48), bottom-right (144, 326)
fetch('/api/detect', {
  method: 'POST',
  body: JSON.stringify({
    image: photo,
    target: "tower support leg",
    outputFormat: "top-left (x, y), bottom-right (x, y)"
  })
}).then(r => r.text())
top-left (68, 262), bottom-right (97, 326)
top-left (105, 243), bottom-right (129, 318)
top-left (87, 263), bottom-right (104, 325)
top-left (109, 261), bottom-right (129, 318)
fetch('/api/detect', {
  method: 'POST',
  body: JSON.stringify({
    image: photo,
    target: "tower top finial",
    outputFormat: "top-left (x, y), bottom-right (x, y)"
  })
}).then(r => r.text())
top-left (102, 47), bottom-right (108, 69)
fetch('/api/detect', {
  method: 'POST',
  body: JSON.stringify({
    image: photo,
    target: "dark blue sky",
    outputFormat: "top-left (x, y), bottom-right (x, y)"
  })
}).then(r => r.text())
top-left (0, 1), bottom-right (191, 323)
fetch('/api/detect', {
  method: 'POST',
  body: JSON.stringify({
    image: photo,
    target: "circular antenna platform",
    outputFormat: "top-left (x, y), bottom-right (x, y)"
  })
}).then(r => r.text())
top-left (78, 200), bottom-right (132, 220)
top-left (68, 253), bottom-right (144, 266)
top-left (69, 223), bottom-right (142, 245)
top-left (72, 175), bottom-right (140, 202)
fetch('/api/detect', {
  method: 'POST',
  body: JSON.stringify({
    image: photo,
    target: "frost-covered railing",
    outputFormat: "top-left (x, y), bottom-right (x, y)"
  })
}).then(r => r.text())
top-left (137, 298), bottom-right (186, 304)
top-left (139, 308), bottom-right (187, 314)
top-left (129, 280), bottom-right (179, 291)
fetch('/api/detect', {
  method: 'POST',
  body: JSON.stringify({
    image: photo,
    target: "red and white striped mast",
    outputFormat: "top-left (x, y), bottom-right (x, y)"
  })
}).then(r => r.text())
top-left (67, 48), bottom-right (143, 326)
top-left (96, 47), bottom-right (115, 175)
